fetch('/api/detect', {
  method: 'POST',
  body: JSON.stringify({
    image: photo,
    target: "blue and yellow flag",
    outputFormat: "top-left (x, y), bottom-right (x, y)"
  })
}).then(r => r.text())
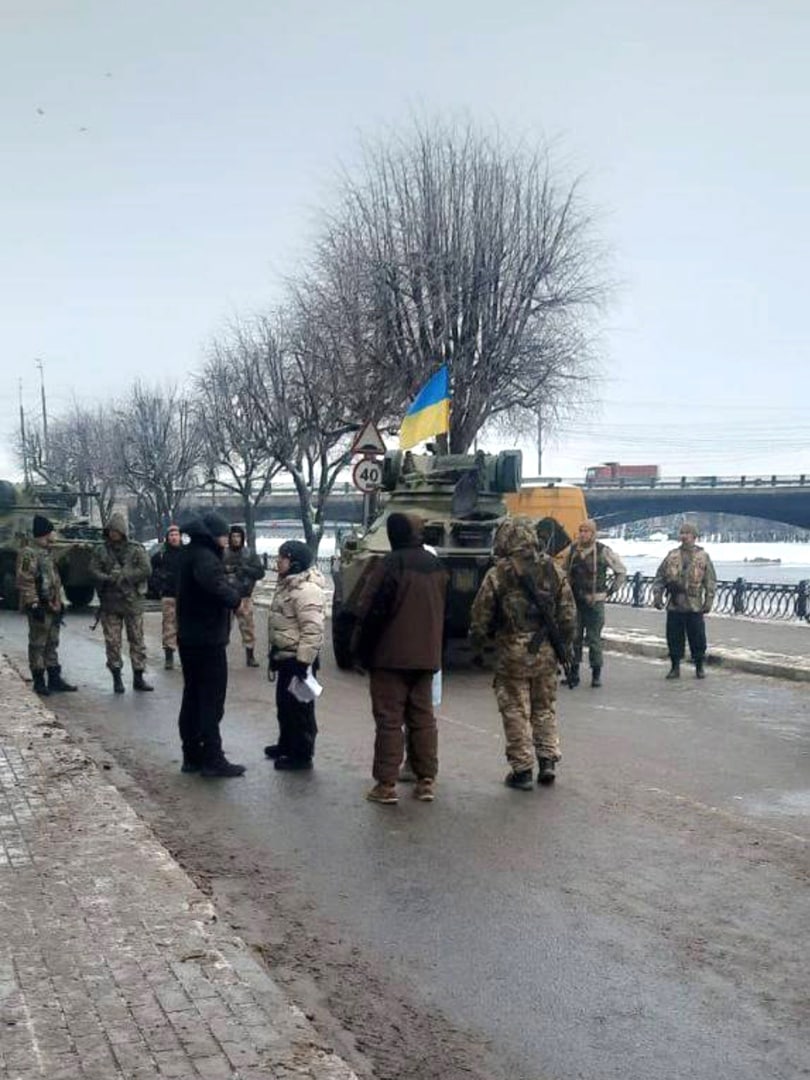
top-left (399, 366), bottom-right (451, 450)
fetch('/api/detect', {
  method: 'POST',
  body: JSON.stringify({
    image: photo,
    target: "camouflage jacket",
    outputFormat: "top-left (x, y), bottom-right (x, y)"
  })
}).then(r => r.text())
top-left (16, 544), bottom-right (62, 613)
top-left (90, 537), bottom-right (151, 614)
top-left (652, 546), bottom-right (717, 613)
top-left (559, 540), bottom-right (627, 605)
top-left (223, 546), bottom-right (265, 597)
top-left (268, 566), bottom-right (326, 666)
top-left (469, 551), bottom-right (576, 678)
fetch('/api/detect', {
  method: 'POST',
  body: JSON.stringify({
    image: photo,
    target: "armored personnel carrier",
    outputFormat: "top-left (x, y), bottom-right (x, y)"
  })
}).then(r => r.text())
top-left (0, 480), bottom-right (104, 609)
top-left (331, 448), bottom-right (522, 668)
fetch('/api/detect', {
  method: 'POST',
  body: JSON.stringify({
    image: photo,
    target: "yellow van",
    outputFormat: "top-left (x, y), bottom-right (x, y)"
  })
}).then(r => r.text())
top-left (503, 484), bottom-right (588, 555)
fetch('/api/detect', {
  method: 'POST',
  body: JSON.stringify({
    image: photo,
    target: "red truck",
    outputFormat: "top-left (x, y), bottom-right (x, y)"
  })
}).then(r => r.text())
top-left (585, 462), bottom-right (659, 483)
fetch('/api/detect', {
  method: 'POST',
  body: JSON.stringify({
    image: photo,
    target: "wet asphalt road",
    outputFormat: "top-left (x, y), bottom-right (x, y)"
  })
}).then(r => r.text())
top-left (1, 608), bottom-right (809, 1080)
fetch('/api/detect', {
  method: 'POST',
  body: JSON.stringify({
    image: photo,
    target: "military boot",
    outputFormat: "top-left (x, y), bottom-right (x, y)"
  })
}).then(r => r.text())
top-left (505, 769), bottom-right (534, 791)
top-left (133, 670), bottom-right (154, 692)
top-left (591, 666), bottom-right (602, 688)
top-left (245, 648), bottom-right (260, 668)
top-left (665, 662), bottom-right (681, 680)
top-left (568, 663), bottom-right (580, 688)
top-left (537, 758), bottom-right (557, 785)
top-left (32, 670), bottom-right (50, 696)
top-left (164, 647), bottom-right (175, 670)
top-left (695, 657), bottom-right (706, 679)
top-left (47, 666), bottom-right (77, 692)
top-left (111, 667), bottom-right (125, 694)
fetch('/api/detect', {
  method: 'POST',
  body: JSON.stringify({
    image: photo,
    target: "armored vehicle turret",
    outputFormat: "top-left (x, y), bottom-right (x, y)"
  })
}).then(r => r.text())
top-left (331, 449), bottom-right (522, 668)
top-left (0, 481), bottom-right (104, 609)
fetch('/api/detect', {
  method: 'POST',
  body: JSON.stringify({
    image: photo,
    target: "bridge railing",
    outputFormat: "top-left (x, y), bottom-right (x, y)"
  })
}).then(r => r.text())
top-left (582, 474), bottom-right (809, 490)
top-left (609, 573), bottom-right (810, 621)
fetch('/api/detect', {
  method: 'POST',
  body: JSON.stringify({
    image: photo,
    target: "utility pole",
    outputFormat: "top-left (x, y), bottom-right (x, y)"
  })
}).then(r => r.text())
top-left (35, 358), bottom-right (49, 468)
top-left (19, 379), bottom-right (30, 485)
top-left (536, 408), bottom-right (543, 476)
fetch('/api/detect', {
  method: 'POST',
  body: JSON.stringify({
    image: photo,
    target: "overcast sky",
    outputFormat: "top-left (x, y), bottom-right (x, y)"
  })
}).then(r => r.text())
top-left (2, 0), bottom-right (808, 482)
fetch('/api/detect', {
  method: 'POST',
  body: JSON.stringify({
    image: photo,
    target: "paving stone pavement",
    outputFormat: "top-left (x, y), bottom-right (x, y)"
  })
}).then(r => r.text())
top-left (0, 653), bottom-right (359, 1080)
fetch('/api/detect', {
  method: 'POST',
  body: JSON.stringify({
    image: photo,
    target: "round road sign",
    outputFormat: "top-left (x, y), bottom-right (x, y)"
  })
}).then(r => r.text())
top-left (352, 457), bottom-right (383, 493)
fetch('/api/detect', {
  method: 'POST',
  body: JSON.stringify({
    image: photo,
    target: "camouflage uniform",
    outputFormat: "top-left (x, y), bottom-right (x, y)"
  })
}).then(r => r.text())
top-left (223, 534), bottom-right (265, 652)
top-left (558, 539), bottom-right (626, 673)
top-left (89, 512), bottom-right (151, 673)
top-left (16, 543), bottom-right (63, 673)
top-left (653, 543), bottom-right (717, 669)
top-left (469, 518), bottom-right (576, 775)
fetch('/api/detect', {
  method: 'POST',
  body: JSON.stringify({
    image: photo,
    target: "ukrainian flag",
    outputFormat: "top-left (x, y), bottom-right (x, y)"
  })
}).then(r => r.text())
top-left (399, 366), bottom-right (451, 450)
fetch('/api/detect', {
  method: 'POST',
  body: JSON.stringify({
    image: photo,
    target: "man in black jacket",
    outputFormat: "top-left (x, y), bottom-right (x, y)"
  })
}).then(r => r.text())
top-left (176, 511), bottom-right (245, 778)
top-left (150, 524), bottom-right (183, 670)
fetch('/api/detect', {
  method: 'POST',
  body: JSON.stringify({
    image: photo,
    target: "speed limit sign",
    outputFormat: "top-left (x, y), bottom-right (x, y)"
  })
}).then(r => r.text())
top-left (352, 457), bottom-right (382, 493)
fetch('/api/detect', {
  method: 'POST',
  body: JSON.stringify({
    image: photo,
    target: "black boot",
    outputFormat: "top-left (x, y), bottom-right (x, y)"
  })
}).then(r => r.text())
top-left (695, 657), bottom-right (706, 679)
top-left (111, 667), bottom-right (125, 694)
top-left (32, 669), bottom-right (50, 696)
top-left (264, 744), bottom-right (282, 759)
top-left (537, 758), bottom-right (557, 786)
top-left (164, 647), bottom-right (174, 670)
top-left (591, 666), bottom-right (602, 688)
top-left (201, 757), bottom-right (246, 778)
top-left (504, 769), bottom-right (534, 791)
top-left (133, 670), bottom-right (154, 692)
top-left (568, 663), bottom-right (580, 689)
top-left (274, 756), bottom-right (313, 771)
top-left (47, 666), bottom-right (77, 692)
top-left (665, 662), bottom-right (681, 680)
top-left (246, 648), bottom-right (260, 668)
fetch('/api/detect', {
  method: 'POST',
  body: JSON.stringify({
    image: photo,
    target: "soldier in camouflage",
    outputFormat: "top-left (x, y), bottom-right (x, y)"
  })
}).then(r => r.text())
top-left (15, 514), bottom-right (77, 696)
top-left (223, 525), bottom-right (265, 667)
top-left (89, 511), bottom-right (153, 693)
top-left (469, 517), bottom-right (576, 790)
top-left (653, 522), bottom-right (717, 680)
top-left (558, 519), bottom-right (627, 688)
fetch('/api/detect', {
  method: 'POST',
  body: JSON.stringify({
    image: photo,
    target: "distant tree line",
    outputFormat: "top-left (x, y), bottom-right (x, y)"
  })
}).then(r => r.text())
top-left (15, 118), bottom-right (609, 550)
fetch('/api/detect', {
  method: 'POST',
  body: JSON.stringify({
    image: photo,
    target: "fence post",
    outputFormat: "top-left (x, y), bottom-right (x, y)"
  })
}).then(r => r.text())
top-left (632, 571), bottom-right (644, 608)
top-left (797, 580), bottom-right (808, 621)
top-left (732, 577), bottom-right (746, 614)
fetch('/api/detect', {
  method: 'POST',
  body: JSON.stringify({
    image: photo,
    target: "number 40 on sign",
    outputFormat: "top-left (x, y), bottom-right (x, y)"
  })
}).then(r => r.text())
top-left (352, 457), bottom-right (382, 493)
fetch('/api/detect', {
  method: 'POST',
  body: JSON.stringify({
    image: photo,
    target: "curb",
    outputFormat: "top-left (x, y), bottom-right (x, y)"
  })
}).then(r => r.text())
top-left (604, 630), bottom-right (810, 684)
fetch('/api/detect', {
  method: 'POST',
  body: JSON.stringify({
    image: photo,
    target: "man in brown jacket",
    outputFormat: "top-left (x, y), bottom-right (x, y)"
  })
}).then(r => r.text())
top-left (355, 513), bottom-right (448, 805)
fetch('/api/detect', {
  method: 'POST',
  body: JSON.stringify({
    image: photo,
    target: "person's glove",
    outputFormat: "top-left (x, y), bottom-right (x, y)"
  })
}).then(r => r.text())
top-left (287, 659), bottom-right (309, 680)
top-left (653, 597), bottom-right (664, 610)
top-left (28, 604), bottom-right (46, 623)
top-left (470, 652), bottom-right (486, 669)
top-left (702, 601), bottom-right (713, 614)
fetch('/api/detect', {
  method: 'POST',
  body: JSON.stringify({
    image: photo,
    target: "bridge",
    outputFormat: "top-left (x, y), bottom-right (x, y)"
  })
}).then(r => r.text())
top-left (203, 474), bottom-right (810, 530)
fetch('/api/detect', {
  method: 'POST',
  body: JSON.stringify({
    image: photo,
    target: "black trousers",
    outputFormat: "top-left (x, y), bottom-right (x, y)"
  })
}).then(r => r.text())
top-left (178, 643), bottom-right (228, 765)
top-left (666, 611), bottom-right (707, 663)
top-left (275, 659), bottom-right (318, 763)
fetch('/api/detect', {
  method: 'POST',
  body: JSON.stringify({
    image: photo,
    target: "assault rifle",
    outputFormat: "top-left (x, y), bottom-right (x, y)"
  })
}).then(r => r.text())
top-left (514, 565), bottom-right (576, 689)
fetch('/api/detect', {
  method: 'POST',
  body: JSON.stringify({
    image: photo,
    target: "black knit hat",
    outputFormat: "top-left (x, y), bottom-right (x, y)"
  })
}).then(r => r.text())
top-left (278, 540), bottom-right (313, 574)
top-left (32, 514), bottom-right (55, 538)
top-left (201, 510), bottom-right (230, 538)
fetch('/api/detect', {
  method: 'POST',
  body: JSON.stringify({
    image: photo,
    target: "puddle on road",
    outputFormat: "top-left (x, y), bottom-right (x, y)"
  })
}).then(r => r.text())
top-left (740, 789), bottom-right (810, 819)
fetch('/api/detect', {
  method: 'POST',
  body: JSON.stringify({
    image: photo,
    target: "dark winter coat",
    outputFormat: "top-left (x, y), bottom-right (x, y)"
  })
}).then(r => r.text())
top-left (223, 535), bottom-right (265, 597)
top-left (176, 516), bottom-right (243, 648)
top-left (150, 543), bottom-right (184, 598)
top-left (355, 514), bottom-right (448, 672)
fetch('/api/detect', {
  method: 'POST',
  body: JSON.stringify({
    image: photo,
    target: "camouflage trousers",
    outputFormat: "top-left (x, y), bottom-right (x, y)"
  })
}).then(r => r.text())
top-left (100, 610), bottom-right (147, 672)
top-left (573, 600), bottom-right (605, 670)
top-left (161, 598), bottom-right (178, 650)
top-left (27, 610), bottom-right (60, 672)
top-left (493, 648), bottom-right (560, 772)
top-left (232, 597), bottom-right (256, 648)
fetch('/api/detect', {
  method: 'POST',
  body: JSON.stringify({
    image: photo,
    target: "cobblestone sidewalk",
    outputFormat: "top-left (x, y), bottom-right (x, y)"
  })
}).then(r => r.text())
top-left (0, 654), bottom-right (359, 1080)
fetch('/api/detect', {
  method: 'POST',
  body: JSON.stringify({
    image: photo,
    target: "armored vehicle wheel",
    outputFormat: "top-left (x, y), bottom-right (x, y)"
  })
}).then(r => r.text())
top-left (1, 565), bottom-right (18, 610)
top-left (64, 584), bottom-right (95, 608)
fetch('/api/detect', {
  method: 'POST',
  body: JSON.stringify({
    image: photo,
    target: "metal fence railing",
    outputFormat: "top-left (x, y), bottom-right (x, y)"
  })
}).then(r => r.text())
top-left (609, 572), bottom-right (810, 621)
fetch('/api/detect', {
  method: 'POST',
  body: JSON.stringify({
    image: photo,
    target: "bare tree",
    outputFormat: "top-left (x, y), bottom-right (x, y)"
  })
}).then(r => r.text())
top-left (195, 337), bottom-right (282, 550)
top-left (309, 118), bottom-right (609, 451)
top-left (18, 406), bottom-right (120, 521)
top-left (232, 314), bottom-right (361, 554)
top-left (117, 382), bottom-right (204, 537)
